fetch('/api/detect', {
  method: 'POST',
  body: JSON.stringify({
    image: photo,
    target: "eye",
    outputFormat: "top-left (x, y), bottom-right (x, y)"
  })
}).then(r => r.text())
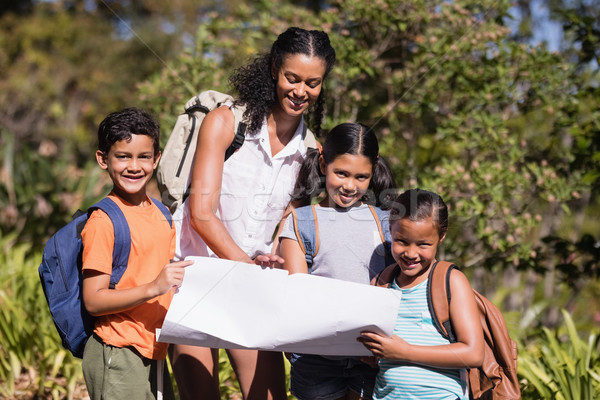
top-left (308, 81), bottom-right (321, 89)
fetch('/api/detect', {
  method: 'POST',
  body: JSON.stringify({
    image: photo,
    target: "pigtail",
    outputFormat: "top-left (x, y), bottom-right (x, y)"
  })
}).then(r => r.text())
top-left (306, 90), bottom-right (325, 138)
top-left (368, 155), bottom-right (396, 210)
top-left (290, 148), bottom-right (324, 205)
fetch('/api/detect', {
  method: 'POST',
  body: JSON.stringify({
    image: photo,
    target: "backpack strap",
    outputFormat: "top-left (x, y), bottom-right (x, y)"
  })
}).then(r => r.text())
top-left (181, 103), bottom-right (248, 203)
top-left (368, 205), bottom-right (386, 244)
top-left (368, 205), bottom-right (393, 266)
top-left (186, 97), bottom-right (248, 161)
top-left (427, 260), bottom-right (457, 342)
top-left (291, 205), bottom-right (319, 271)
top-left (151, 198), bottom-right (173, 228)
top-left (372, 263), bottom-right (400, 287)
top-left (224, 105), bottom-right (248, 161)
top-left (89, 198), bottom-right (131, 290)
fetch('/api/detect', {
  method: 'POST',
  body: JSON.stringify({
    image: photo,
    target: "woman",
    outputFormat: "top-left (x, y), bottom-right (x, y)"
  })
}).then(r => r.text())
top-left (170, 27), bottom-right (336, 400)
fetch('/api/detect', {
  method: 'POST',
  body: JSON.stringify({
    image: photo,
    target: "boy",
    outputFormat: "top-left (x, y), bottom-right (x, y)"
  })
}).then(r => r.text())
top-left (81, 107), bottom-right (192, 399)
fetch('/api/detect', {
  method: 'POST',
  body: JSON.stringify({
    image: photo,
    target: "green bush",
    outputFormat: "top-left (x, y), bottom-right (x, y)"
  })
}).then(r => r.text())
top-left (0, 233), bottom-right (83, 399)
top-left (519, 309), bottom-right (600, 399)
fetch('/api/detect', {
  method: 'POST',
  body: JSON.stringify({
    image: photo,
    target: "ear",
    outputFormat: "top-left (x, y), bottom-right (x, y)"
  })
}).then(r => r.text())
top-left (439, 232), bottom-right (447, 243)
top-left (96, 150), bottom-right (108, 170)
top-left (271, 62), bottom-right (278, 81)
top-left (153, 151), bottom-right (161, 169)
top-left (318, 155), bottom-right (326, 175)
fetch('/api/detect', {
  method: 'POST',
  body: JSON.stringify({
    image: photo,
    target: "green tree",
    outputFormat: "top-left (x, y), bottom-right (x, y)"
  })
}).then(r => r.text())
top-left (139, 0), bottom-right (598, 319)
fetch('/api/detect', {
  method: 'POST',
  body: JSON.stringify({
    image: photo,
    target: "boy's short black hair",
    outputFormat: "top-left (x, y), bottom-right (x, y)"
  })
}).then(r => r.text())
top-left (97, 107), bottom-right (160, 156)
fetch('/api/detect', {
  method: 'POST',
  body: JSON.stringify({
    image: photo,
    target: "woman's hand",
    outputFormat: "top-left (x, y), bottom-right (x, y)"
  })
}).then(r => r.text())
top-left (253, 253), bottom-right (284, 268)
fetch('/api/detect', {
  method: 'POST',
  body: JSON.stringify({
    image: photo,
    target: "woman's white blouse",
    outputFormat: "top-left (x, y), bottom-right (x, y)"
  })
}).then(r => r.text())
top-left (174, 115), bottom-right (309, 260)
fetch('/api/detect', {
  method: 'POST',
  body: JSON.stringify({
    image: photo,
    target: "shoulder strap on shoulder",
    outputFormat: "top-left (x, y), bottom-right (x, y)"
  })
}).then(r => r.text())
top-left (427, 260), bottom-right (457, 342)
top-left (224, 104), bottom-right (248, 161)
top-left (291, 205), bottom-right (319, 268)
top-left (89, 198), bottom-right (131, 289)
top-left (368, 205), bottom-right (393, 265)
top-left (368, 205), bottom-right (386, 244)
top-left (151, 198), bottom-right (172, 227)
top-left (372, 263), bottom-right (399, 287)
top-left (184, 91), bottom-right (248, 162)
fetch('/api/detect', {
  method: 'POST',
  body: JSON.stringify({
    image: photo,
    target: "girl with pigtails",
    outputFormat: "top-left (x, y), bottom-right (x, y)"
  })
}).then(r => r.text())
top-left (279, 122), bottom-right (396, 400)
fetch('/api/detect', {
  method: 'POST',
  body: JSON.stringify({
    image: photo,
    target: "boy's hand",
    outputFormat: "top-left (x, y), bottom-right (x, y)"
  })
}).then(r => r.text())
top-left (152, 260), bottom-right (193, 297)
top-left (357, 331), bottom-right (408, 360)
top-left (253, 253), bottom-right (284, 268)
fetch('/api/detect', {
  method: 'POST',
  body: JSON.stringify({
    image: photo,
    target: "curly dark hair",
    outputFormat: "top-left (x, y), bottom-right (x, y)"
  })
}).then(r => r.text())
top-left (229, 27), bottom-right (336, 136)
top-left (97, 107), bottom-right (160, 156)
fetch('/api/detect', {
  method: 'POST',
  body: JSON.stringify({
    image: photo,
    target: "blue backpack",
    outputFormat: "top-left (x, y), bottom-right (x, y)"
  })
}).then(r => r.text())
top-left (290, 204), bottom-right (393, 272)
top-left (38, 197), bottom-right (172, 358)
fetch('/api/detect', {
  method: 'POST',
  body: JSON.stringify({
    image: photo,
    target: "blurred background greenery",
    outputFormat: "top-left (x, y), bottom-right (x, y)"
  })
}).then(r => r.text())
top-left (0, 0), bottom-right (598, 398)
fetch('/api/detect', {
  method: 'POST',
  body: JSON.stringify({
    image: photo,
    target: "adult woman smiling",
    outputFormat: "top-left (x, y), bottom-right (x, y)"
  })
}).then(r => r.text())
top-left (170, 27), bottom-right (336, 400)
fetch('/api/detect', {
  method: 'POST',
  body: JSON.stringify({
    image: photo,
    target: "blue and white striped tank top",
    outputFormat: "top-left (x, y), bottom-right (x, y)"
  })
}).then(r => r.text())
top-left (374, 279), bottom-right (468, 399)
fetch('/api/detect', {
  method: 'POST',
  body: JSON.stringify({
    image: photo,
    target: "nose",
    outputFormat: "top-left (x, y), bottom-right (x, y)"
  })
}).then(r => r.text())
top-left (293, 82), bottom-right (306, 97)
top-left (127, 157), bottom-right (141, 171)
top-left (342, 179), bottom-right (357, 193)
top-left (404, 244), bottom-right (419, 260)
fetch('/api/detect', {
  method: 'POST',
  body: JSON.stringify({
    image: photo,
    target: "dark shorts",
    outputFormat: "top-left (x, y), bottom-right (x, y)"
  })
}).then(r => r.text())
top-left (290, 353), bottom-right (378, 400)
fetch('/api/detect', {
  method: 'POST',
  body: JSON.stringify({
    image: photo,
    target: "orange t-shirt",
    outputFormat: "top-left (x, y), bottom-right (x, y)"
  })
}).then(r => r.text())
top-left (81, 193), bottom-right (175, 360)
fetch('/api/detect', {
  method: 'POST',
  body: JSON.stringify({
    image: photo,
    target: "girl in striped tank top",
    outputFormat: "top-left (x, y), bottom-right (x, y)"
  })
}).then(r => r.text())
top-left (358, 189), bottom-right (484, 399)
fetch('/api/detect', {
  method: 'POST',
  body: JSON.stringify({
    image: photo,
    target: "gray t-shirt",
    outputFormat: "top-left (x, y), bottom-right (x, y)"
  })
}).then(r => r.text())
top-left (280, 204), bottom-right (390, 285)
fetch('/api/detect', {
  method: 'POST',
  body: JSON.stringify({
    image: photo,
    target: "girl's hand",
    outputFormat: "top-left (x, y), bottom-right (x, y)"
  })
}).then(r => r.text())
top-left (253, 253), bottom-right (284, 268)
top-left (152, 260), bottom-right (193, 296)
top-left (358, 331), bottom-right (409, 361)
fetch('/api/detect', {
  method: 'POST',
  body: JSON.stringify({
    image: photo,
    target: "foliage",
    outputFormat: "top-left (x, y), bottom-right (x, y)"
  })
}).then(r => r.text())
top-left (0, 132), bottom-right (111, 253)
top-left (0, 0), bottom-right (184, 160)
top-left (138, 0), bottom-right (598, 303)
top-left (0, 234), bottom-right (84, 399)
top-left (518, 309), bottom-right (600, 399)
top-left (1, 0), bottom-right (599, 396)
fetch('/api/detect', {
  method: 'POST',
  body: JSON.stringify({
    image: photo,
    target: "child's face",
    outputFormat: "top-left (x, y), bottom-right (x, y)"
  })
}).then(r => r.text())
top-left (319, 153), bottom-right (372, 208)
top-left (390, 216), bottom-right (445, 286)
top-left (274, 53), bottom-right (326, 118)
top-left (96, 134), bottom-right (160, 205)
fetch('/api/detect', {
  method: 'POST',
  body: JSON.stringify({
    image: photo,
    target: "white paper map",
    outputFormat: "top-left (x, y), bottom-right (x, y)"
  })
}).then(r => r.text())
top-left (157, 257), bottom-right (401, 356)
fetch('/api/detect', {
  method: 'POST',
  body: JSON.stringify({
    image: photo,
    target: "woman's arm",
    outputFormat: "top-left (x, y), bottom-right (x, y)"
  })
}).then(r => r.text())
top-left (358, 269), bottom-right (484, 369)
top-left (187, 106), bottom-right (253, 263)
top-left (82, 260), bottom-right (192, 316)
top-left (280, 237), bottom-right (309, 274)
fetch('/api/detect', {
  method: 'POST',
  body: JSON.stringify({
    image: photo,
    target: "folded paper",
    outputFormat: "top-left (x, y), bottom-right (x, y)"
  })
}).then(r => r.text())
top-left (158, 257), bottom-right (401, 356)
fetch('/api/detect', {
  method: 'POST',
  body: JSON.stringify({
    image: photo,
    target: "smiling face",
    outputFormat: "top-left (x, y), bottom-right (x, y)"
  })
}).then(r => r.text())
top-left (391, 216), bottom-right (445, 288)
top-left (319, 153), bottom-right (373, 209)
top-left (274, 53), bottom-right (327, 117)
top-left (96, 134), bottom-right (160, 205)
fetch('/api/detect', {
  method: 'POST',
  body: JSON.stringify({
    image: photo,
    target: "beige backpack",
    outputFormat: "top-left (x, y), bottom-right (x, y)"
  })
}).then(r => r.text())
top-left (157, 90), bottom-right (318, 213)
